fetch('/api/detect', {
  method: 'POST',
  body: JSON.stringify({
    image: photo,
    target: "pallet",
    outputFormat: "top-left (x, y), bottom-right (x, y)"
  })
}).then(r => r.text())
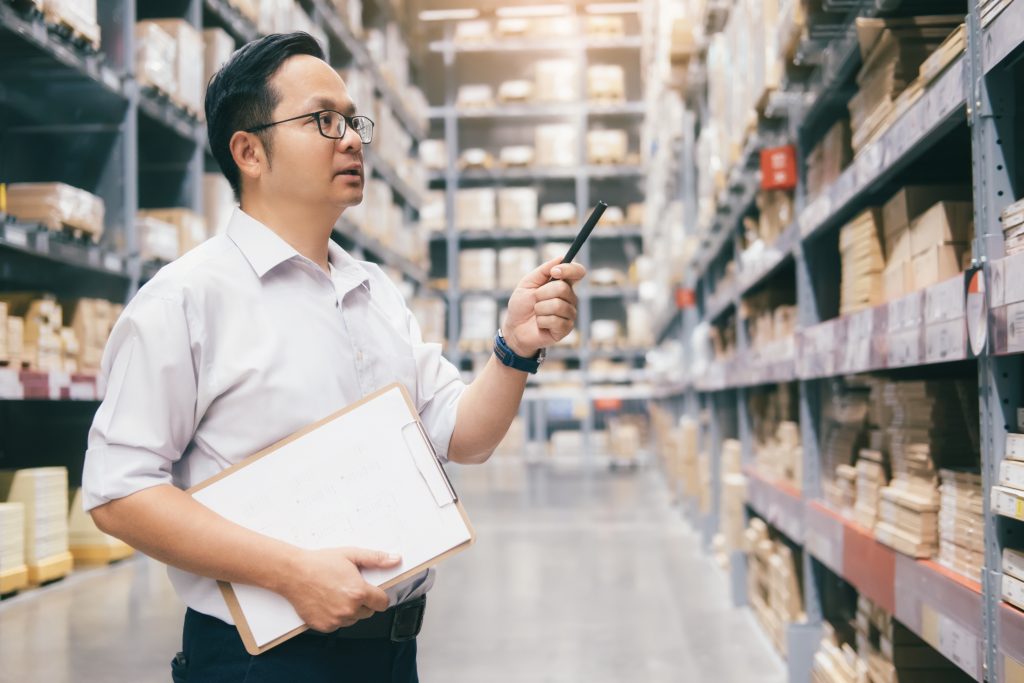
top-left (0, 565), bottom-right (30, 597)
top-left (587, 155), bottom-right (629, 166)
top-left (27, 551), bottom-right (74, 586)
top-left (71, 542), bottom-right (134, 567)
top-left (44, 9), bottom-right (100, 53)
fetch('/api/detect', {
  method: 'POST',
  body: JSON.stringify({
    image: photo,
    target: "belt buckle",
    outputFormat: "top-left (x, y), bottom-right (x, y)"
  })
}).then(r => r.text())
top-left (390, 596), bottom-right (425, 642)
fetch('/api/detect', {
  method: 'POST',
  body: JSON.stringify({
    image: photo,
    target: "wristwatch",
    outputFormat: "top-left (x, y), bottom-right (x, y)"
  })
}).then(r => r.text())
top-left (493, 329), bottom-right (546, 374)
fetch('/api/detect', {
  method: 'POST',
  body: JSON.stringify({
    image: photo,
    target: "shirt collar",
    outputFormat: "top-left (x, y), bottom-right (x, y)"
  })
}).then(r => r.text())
top-left (226, 208), bottom-right (370, 289)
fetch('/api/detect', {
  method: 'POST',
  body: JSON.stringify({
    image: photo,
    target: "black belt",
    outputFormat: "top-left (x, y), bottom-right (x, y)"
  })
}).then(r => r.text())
top-left (306, 595), bottom-right (426, 642)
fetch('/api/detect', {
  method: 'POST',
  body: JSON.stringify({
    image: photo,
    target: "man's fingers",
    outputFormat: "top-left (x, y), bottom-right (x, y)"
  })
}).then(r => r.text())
top-left (535, 315), bottom-right (574, 339)
top-left (519, 259), bottom-right (587, 289)
top-left (342, 547), bottom-right (401, 569)
top-left (549, 262), bottom-right (586, 283)
top-left (362, 585), bottom-right (391, 613)
top-left (534, 298), bottom-right (576, 320)
top-left (534, 280), bottom-right (576, 304)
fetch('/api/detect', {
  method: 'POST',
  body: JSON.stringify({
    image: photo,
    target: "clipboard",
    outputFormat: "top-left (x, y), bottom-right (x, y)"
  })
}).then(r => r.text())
top-left (186, 382), bottom-right (475, 655)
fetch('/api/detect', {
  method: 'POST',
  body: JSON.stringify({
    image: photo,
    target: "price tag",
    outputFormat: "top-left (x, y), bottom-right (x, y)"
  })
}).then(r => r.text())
top-left (888, 329), bottom-right (922, 367)
top-left (1004, 252), bottom-right (1024, 304)
top-left (923, 608), bottom-right (979, 678)
top-left (806, 528), bottom-right (839, 573)
top-left (103, 253), bottom-right (122, 272)
top-left (5, 225), bottom-right (29, 247)
top-left (992, 258), bottom-right (1007, 307)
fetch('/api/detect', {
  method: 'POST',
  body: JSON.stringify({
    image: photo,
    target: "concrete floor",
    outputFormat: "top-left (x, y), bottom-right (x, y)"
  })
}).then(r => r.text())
top-left (0, 458), bottom-right (785, 683)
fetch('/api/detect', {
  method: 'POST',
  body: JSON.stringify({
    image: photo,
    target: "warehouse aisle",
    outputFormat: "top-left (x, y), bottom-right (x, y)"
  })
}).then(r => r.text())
top-left (0, 460), bottom-right (784, 683)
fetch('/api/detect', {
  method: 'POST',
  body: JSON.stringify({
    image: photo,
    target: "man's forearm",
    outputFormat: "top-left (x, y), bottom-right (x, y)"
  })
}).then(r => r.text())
top-left (447, 354), bottom-right (529, 464)
top-left (90, 484), bottom-right (301, 593)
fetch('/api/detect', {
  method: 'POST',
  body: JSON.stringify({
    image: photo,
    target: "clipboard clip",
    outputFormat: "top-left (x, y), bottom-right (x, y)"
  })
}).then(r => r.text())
top-left (402, 420), bottom-right (459, 506)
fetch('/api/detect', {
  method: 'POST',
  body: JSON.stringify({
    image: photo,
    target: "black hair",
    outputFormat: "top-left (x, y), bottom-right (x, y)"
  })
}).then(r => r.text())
top-left (204, 32), bottom-right (325, 200)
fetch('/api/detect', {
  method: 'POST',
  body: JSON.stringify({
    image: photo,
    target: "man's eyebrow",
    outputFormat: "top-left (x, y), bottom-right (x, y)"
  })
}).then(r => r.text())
top-left (308, 96), bottom-right (356, 116)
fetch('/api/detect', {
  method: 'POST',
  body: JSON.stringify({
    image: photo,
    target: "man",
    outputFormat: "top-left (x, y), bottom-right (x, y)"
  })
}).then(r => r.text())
top-left (82, 32), bottom-right (585, 682)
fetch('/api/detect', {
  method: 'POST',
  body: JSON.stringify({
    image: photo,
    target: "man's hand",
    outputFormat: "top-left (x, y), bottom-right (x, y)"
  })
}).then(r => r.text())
top-left (280, 547), bottom-right (401, 632)
top-left (502, 258), bottom-right (587, 357)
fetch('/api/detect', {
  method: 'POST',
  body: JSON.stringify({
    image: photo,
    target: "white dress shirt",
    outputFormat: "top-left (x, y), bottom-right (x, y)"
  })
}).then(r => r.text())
top-left (82, 208), bottom-right (466, 624)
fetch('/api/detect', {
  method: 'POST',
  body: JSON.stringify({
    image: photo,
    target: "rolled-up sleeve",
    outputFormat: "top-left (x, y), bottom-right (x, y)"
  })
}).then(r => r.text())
top-left (406, 309), bottom-right (466, 463)
top-left (81, 292), bottom-right (199, 511)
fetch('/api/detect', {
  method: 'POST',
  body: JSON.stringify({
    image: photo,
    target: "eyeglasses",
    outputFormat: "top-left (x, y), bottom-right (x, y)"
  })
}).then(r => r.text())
top-left (244, 110), bottom-right (375, 144)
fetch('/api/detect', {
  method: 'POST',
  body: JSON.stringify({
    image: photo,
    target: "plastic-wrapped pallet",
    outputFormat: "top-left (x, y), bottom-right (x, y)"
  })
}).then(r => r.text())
top-left (202, 28), bottom-right (235, 94)
top-left (458, 249), bottom-right (497, 291)
top-left (43, 0), bottom-right (100, 49)
top-left (535, 124), bottom-right (577, 167)
top-left (455, 189), bottom-right (496, 231)
top-left (459, 296), bottom-right (497, 350)
top-left (585, 15), bottom-right (624, 38)
top-left (137, 214), bottom-right (180, 263)
top-left (456, 84), bottom-right (494, 109)
top-left (0, 468), bottom-right (70, 569)
top-left (498, 80), bottom-right (534, 103)
top-left (135, 21), bottom-right (177, 97)
top-left (587, 65), bottom-right (625, 102)
top-left (535, 60), bottom-right (577, 102)
top-left (539, 203), bottom-right (576, 228)
top-left (146, 20), bottom-right (204, 116)
top-left (495, 17), bottom-right (529, 38)
top-left (408, 297), bottom-right (446, 345)
top-left (419, 140), bottom-right (447, 171)
top-left (586, 129), bottom-right (628, 165)
top-left (0, 295), bottom-right (61, 372)
top-left (499, 146), bottom-right (534, 167)
top-left (453, 20), bottom-right (490, 44)
top-left (63, 298), bottom-right (119, 372)
top-left (6, 183), bottom-right (105, 241)
top-left (421, 191), bottom-right (446, 233)
top-left (497, 188), bottom-right (537, 230)
top-left (138, 208), bottom-right (208, 256)
top-left (498, 249), bottom-right (537, 290)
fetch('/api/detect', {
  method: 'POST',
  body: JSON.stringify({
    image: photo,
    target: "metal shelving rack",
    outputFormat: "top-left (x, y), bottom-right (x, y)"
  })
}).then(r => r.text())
top-left (652, 1), bottom-right (1024, 682)
top-left (424, 7), bottom-right (647, 460)
top-left (0, 0), bottom-right (430, 480)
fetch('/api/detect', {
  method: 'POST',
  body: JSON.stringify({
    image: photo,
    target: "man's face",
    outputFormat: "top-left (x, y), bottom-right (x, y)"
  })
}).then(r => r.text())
top-left (261, 54), bottom-right (364, 210)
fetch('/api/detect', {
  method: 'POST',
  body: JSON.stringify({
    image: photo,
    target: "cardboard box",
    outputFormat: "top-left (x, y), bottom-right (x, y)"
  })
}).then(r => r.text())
top-left (497, 80), bottom-right (533, 103)
top-left (911, 243), bottom-right (967, 290)
top-left (585, 15), bottom-right (624, 37)
top-left (587, 64), bottom-right (625, 102)
top-left (147, 20), bottom-right (204, 115)
top-left (6, 183), bottom-right (105, 240)
top-left (882, 185), bottom-right (972, 235)
top-left (453, 20), bottom-right (490, 44)
top-left (497, 188), bottom-right (537, 230)
top-left (498, 249), bottom-right (537, 290)
top-left (535, 124), bottom-right (577, 166)
top-left (498, 146), bottom-right (534, 167)
top-left (883, 259), bottom-right (913, 302)
top-left (419, 140), bottom-right (447, 171)
top-left (1001, 459), bottom-right (1024, 491)
top-left (909, 201), bottom-right (973, 255)
top-left (137, 208), bottom-right (207, 255)
top-left (456, 84), bottom-right (493, 109)
top-left (202, 174), bottom-right (235, 237)
top-left (202, 28), bottom-right (234, 95)
top-left (136, 214), bottom-right (181, 262)
top-left (454, 189), bottom-right (496, 231)
top-left (458, 249), bottom-right (497, 290)
top-left (459, 296), bottom-right (497, 346)
top-left (586, 129), bottom-right (628, 164)
top-left (535, 60), bottom-right (577, 102)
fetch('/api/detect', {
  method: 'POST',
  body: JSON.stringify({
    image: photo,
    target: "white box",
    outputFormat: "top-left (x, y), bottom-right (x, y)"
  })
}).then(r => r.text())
top-left (586, 129), bottom-right (628, 164)
top-left (497, 188), bottom-right (537, 230)
top-left (135, 22), bottom-right (177, 96)
top-left (457, 84), bottom-right (494, 109)
top-left (499, 249), bottom-right (538, 289)
top-left (460, 296), bottom-right (498, 345)
top-left (535, 60), bottom-right (577, 102)
top-left (587, 64), bottom-right (626, 102)
top-left (499, 146), bottom-right (534, 167)
top-left (992, 486), bottom-right (1024, 521)
top-left (535, 124), bottom-right (577, 167)
top-left (203, 28), bottom-right (235, 93)
top-left (148, 19), bottom-right (204, 115)
top-left (420, 140), bottom-right (447, 171)
top-left (1001, 459), bottom-right (1024, 491)
top-left (498, 80), bottom-right (534, 103)
top-left (1007, 433), bottom-right (1024, 461)
top-left (455, 189), bottom-right (496, 231)
top-left (458, 249), bottom-right (497, 291)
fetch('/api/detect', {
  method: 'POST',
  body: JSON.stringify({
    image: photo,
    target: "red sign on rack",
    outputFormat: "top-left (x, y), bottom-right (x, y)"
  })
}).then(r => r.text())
top-left (760, 145), bottom-right (798, 190)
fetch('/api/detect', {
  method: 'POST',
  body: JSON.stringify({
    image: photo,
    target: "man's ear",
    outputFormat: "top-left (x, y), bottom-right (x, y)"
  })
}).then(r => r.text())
top-left (229, 131), bottom-right (267, 186)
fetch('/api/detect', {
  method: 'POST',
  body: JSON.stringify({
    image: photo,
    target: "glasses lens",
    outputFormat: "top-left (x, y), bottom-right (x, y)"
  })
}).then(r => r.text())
top-left (317, 111), bottom-right (345, 139)
top-left (351, 116), bottom-right (374, 144)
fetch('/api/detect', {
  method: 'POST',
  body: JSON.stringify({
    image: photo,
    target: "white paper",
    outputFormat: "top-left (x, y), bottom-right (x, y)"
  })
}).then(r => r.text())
top-left (191, 386), bottom-right (471, 648)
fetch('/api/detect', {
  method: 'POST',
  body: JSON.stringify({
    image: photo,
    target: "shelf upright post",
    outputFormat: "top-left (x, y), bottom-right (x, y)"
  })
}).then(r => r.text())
top-left (185, 0), bottom-right (204, 219)
top-left (574, 11), bottom-right (595, 464)
top-left (442, 22), bottom-right (461, 370)
top-left (122, 0), bottom-right (141, 298)
top-left (966, 3), bottom-right (1021, 680)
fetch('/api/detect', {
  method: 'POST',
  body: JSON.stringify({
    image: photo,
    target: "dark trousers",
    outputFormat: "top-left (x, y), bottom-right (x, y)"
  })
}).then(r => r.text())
top-left (172, 608), bottom-right (419, 683)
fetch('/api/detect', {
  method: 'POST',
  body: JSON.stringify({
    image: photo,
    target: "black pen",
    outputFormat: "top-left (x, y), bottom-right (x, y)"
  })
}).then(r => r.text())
top-left (560, 200), bottom-right (608, 265)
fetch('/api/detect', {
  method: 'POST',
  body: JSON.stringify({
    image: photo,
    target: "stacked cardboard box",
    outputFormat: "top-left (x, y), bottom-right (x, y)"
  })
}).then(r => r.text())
top-left (498, 249), bottom-right (536, 290)
top-left (137, 214), bottom-right (180, 263)
top-left (458, 249), bottom-right (497, 291)
top-left (875, 381), bottom-right (978, 559)
top-left (408, 297), bottom-right (445, 345)
top-left (812, 624), bottom-right (864, 683)
top-left (909, 202), bottom-right (973, 290)
top-left (586, 129), bottom-right (628, 165)
top-left (806, 120), bottom-right (852, 201)
top-left (1004, 548), bottom-right (1024, 612)
top-left (43, 0), bottom-right (101, 49)
top-left (499, 146), bottom-right (534, 167)
top-left (835, 464), bottom-right (858, 520)
top-left (854, 449), bottom-right (888, 530)
top-left (995, 433), bottom-right (1024, 556)
top-left (0, 295), bottom-right (69, 372)
top-left (136, 20), bottom-right (204, 115)
top-left (937, 469), bottom-right (984, 581)
top-left (497, 80), bottom-right (533, 103)
top-left (64, 298), bottom-right (122, 372)
top-left (137, 208), bottom-right (208, 256)
top-left (719, 439), bottom-right (747, 561)
top-left (456, 84), bottom-right (494, 109)
top-left (4, 314), bottom-right (24, 368)
top-left (0, 499), bottom-right (28, 593)
top-left (497, 188), bottom-right (537, 230)
top-left (535, 60), bottom-right (577, 102)
top-left (539, 203), bottom-right (577, 228)
top-left (535, 124), bottom-right (577, 167)
top-left (856, 596), bottom-right (970, 683)
top-left (840, 209), bottom-right (885, 315)
top-left (1000, 197), bottom-right (1024, 256)
top-left (459, 296), bottom-right (497, 350)
top-left (587, 64), bottom-right (625, 102)
top-left (848, 17), bottom-right (962, 152)
top-left (6, 183), bottom-right (105, 241)
top-left (822, 382), bottom-right (872, 499)
top-left (202, 28), bottom-right (234, 95)
top-left (454, 189), bottom-right (496, 231)
top-left (755, 191), bottom-right (794, 245)
top-left (745, 518), bottom-right (804, 657)
top-left (458, 148), bottom-right (494, 170)
top-left (607, 417), bottom-right (644, 465)
top-left (0, 468), bottom-right (71, 570)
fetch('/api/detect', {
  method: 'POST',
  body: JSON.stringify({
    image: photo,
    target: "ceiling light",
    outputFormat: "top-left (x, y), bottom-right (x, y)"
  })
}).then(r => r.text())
top-left (418, 8), bottom-right (481, 21)
top-left (584, 2), bottom-right (641, 14)
top-left (495, 5), bottom-right (570, 18)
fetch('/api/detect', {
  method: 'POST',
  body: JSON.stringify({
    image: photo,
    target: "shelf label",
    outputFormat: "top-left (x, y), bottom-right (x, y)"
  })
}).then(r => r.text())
top-left (1003, 251), bottom-right (1024, 304)
top-left (5, 225), bottom-right (28, 247)
top-left (926, 276), bottom-right (966, 322)
top-left (922, 605), bottom-right (979, 678)
top-left (103, 253), bottom-right (122, 272)
top-left (806, 528), bottom-right (839, 573)
top-left (69, 382), bottom-right (97, 401)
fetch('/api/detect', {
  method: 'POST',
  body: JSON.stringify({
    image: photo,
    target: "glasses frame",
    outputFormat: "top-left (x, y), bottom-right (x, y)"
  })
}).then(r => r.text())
top-left (244, 110), bottom-right (374, 144)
